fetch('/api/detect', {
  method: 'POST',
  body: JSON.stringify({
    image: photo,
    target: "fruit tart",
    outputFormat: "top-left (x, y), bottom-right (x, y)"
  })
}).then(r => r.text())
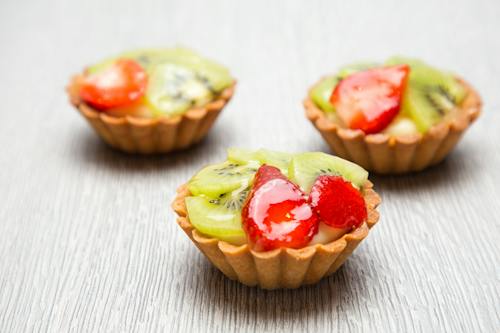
top-left (67, 48), bottom-right (235, 154)
top-left (304, 57), bottom-right (481, 174)
top-left (172, 148), bottom-right (381, 289)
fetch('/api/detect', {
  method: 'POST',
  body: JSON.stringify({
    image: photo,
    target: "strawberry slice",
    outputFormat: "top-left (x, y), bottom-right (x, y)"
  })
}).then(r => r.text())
top-left (80, 59), bottom-right (148, 110)
top-left (242, 165), bottom-right (319, 251)
top-left (309, 175), bottom-right (367, 229)
top-left (330, 64), bottom-right (410, 134)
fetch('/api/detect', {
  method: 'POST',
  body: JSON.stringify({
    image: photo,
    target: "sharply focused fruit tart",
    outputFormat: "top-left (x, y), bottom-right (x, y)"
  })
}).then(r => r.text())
top-left (304, 56), bottom-right (481, 174)
top-left (67, 48), bottom-right (235, 154)
top-left (172, 148), bottom-right (381, 289)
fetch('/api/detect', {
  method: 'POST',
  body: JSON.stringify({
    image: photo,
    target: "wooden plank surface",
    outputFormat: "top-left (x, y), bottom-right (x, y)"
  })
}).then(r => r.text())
top-left (0, 0), bottom-right (498, 331)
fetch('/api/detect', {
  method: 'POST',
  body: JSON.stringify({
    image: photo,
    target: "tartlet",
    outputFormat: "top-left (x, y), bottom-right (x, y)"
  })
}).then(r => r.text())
top-left (304, 57), bottom-right (481, 174)
top-left (172, 149), bottom-right (381, 289)
top-left (67, 48), bottom-right (235, 154)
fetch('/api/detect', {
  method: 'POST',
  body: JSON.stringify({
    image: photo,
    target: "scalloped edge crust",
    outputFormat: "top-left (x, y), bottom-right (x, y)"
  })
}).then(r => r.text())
top-left (304, 78), bottom-right (481, 174)
top-left (67, 75), bottom-right (235, 154)
top-left (172, 181), bottom-right (381, 289)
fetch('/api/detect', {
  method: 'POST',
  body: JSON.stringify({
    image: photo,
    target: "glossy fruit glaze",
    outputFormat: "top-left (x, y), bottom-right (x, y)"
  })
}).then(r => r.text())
top-left (79, 59), bottom-right (147, 110)
top-left (309, 175), bottom-right (367, 229)
top-left (241, 165), bottom-right (319, 251)
top-left (330, 64), bottom-right (409, 134)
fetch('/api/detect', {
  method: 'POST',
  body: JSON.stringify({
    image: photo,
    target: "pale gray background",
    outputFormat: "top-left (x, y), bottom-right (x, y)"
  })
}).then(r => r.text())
top-left (0, 0), bottom-right (498, 332)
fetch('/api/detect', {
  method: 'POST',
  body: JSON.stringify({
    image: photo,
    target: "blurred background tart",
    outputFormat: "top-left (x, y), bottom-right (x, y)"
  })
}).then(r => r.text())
top-left (68, 48), bottom-right (235, 154)
top-left (304, 57), bottom-right (481, 174)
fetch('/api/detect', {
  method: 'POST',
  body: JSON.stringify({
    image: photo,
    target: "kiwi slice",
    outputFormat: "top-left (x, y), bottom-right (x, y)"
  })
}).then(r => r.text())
top-left (257, 149), bottom-right (292, 175)
top-left (145, 63), bottom-right (215, 116)
top-left (310, 76), bottom-right (338, 113)
top-left (385, 56), bottom-right (467, 132)
top-left (87, 48), bottom-right (195, 74)
top-left (176, 52), bottom-right (233, 92)
top-left (387, 56), bottom-right (466, 100)
top-left (288, 152), bottom-right (368, 192)
top-left (226, 148), bottom-right (292, 175)
top-left (88, 48), bottom-right (233, 94)
top-left (129, 47), bottom-right (233, 93)
top-left (188, 161), bottom-right (259, 198)
top-left (337, 62), bottom-right (378, 80)
top-left (185, 189), bottom-right (248, 244)
top-left (121, 48), bottom-right (198, 72)
top-left (226, 148), bottom-right (260, 164)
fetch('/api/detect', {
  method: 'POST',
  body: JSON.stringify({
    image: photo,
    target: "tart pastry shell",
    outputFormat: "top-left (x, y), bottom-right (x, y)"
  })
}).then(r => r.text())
top-left (304, 78), bottom-right (481, 174)
top-left (67, 76), bottom-right (235, 154)
top-left (172, 182), bottom-right (381, 290)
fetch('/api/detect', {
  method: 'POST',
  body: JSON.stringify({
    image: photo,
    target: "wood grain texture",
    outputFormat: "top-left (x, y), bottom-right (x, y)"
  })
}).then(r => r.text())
top-left (0, 0), bottom-right (499, 332)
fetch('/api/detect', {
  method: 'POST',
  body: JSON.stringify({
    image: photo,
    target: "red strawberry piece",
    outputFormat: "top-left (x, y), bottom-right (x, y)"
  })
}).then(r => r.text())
top-left (242, 165), bottom-right (319, 251)
top-left (80, 58), bottom-right (148, 110)
top-left (309, 175), bottom-right (367, 229)
top-left (330, 64), bottom-right (410, 134)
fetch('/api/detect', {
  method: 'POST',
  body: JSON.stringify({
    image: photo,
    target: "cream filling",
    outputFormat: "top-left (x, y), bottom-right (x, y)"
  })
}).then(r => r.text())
top-left (326, 111), bottom-right (420, 137)
top-left (308, 222), bottom-right (349, 245)
top-left (382, 115), bottom-right (419, 136)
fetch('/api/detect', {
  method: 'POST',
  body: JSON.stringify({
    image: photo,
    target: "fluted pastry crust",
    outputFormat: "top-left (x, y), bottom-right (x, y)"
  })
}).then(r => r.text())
top-left (172, 182), bottom-right (381, 289)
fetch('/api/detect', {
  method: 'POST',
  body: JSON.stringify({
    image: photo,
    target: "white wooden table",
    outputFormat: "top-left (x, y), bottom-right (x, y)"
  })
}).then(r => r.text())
top-left (0, 0), bottom-right (498, 331)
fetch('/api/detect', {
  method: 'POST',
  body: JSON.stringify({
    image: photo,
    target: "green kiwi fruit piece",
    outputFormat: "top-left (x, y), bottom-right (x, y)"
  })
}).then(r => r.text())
top-left (185, 191), bottom-right (248, 245)
top-left (337, 62), bottom-right (379, 80)
top-left (88, 48), bottom-right (233, 93)
top-left (188, 161), bottom-right (259, 198)
top-left (226, 148), bottom-right (292, 175)
top-left (87, 48), bottom-right (195, 74)
top-left (226, 148), bottom-right (260, 164)
top-left (121, 48), bottom-right (198, 72)
top-left (145, 63), bottom-right (214, 116)
top-left (310, 76), bottom-right (338, 113)
top-left (257, 149), bottom-right (293, 175)
top-left (288, 152), bottom-right (368, 192)
top-left (385, 56), bottom-right (467, 132)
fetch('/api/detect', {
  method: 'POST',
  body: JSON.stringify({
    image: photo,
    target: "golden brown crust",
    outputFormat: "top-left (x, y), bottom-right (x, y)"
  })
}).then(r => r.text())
top-left (171, 181), bottom-right (381, 289)
top-left (67, 75), bottom-right (235, 154)
top-left (304, 78), bottom-right (482, 174)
